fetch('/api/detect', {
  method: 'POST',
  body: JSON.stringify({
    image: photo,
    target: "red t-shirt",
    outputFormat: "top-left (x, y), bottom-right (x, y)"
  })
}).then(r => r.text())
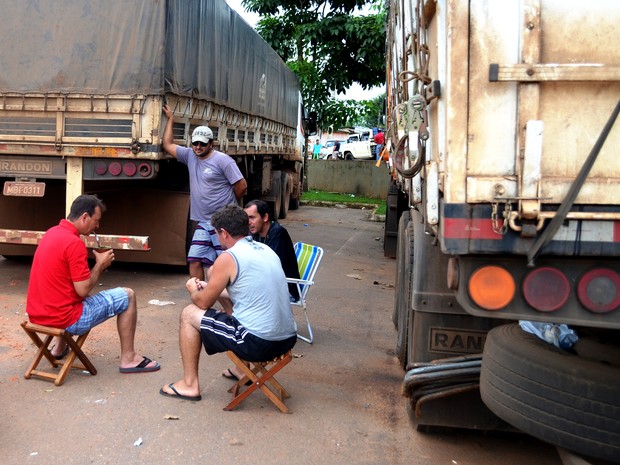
top-left (374, 132), bottom-right (385, 145)
top-left (26, 219), bottom-right (91, 328)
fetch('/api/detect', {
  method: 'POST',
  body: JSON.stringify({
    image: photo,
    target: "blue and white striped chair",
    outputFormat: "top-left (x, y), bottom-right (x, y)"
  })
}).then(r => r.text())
top-left (286, 242), bottom-right (323, 344)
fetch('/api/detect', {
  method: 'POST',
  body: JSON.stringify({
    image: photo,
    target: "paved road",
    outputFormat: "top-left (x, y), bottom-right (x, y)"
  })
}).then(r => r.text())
top-left (0, 205), bottom-right (562, 465)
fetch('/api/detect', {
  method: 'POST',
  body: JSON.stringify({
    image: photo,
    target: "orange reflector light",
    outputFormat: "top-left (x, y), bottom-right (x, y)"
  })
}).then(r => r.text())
top-left (468, 266), bottom-right (515, 310)
top-left (522, 267), bottom-right (569, 312)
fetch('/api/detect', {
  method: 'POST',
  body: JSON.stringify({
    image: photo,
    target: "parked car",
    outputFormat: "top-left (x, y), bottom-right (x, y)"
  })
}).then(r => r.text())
top-left (339, 132), bottom-right (376, 160)
top-left (320, 140), bottom-right (338, 159)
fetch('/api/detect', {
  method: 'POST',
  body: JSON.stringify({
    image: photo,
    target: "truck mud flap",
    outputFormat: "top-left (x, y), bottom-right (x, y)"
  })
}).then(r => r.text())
top-left (404, 311), bottom-right (510, 431)
top-left (480, 324), bottom-right (620, 462)
top-left (383, 181), bottom-right (407, 258)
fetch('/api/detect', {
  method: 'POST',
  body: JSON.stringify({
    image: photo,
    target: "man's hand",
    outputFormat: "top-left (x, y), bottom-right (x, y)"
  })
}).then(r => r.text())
top-left (93, 248), bottom-right (114, 271)
top-left (73, 248), bottom-right (114, 298)
top-left (163, 104), bottom-right (174, 120)
top-left (186, 277), bottom-right (206, 293)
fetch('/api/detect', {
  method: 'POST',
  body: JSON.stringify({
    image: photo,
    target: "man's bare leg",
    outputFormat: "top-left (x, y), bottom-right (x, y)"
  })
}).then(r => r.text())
top-left (160, 304), bottom-right (203, 398)
top-left (189, 261), bottom-right (205, 281)
top-left (117, 288), bottom-right (159, 370)
top-left (50, 336), bottom-right (67, 358)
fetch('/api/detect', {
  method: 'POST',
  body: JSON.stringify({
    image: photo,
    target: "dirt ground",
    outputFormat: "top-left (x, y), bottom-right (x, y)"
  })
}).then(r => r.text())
top-left (0, 205), bottom-right (563, 465)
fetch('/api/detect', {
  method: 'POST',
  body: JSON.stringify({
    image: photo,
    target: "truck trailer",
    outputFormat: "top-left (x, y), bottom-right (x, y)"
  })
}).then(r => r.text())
top-left (0, 0), bottom-right (305, 265)
top-left (384, 0), bottom-right (620, 462)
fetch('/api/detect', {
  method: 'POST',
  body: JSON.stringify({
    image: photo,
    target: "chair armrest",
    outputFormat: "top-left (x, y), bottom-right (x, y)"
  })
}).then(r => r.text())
top-left (285, 278), bottom-right (314, 304)
top-left (285, 278), bottom-right (314, 286)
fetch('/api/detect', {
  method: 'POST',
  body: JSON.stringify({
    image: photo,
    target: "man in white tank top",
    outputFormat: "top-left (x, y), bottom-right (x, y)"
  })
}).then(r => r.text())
top-left (160, 205), bottom-right (297, 402)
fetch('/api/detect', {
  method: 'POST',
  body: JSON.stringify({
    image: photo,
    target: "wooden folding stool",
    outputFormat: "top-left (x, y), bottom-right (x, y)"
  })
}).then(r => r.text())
top-left (21, 321), bottom-right (97, 386)
top-left (224, 350), bottom-right (293, 413)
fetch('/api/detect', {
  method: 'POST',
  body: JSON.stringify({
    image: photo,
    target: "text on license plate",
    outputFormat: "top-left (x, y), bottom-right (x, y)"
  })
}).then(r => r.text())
top-left (3, 181), bottom-right (46, 197)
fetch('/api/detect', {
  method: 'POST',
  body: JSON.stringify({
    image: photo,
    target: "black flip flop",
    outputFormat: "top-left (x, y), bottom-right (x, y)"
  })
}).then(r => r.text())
top-left (119, 356), bottom-right (161, 374)
top-left (222, 368), bottom-right (252, 386)
top-left (159, 383), bottom-right (202, 401)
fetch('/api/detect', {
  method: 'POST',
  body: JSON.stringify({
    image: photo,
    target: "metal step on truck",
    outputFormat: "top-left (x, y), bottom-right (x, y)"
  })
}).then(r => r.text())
top-left (384, 0), bottom-right (620, 463)
top-left (0, 0), bottom-right (306, 265)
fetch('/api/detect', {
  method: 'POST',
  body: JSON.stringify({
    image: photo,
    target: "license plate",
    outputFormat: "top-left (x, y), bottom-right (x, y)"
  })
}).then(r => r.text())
top-left (3, 181), bottom-right (46, 197)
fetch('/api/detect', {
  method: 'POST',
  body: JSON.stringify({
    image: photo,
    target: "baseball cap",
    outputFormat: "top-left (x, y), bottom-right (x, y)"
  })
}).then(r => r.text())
top-left (192, 126), bottom-right (213, 144)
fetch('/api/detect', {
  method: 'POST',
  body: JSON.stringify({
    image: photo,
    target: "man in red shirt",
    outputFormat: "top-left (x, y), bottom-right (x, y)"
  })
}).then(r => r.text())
top-left (373, 131), bottom-right (385, 160)
top-left (26, 194), bottom-right (160, 373)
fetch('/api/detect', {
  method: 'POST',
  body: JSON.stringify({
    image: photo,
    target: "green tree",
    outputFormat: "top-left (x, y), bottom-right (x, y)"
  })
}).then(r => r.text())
top-left (242, 0), bottom-right (386, 132)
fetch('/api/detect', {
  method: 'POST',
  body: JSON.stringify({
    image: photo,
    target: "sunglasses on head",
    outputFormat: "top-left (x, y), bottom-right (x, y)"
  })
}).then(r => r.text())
top-left (192, 141), bottom-right (208, 147)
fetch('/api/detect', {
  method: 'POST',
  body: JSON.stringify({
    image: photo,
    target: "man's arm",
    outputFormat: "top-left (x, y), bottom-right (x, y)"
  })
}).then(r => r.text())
top-left (162, 104), bottom-right (179, 158)
top-left (186, 252), bottom-right (236, 309)
top-left (73, 250), bottom-right (114, 298)
top-left (233, 178), bottom-right (247, 201)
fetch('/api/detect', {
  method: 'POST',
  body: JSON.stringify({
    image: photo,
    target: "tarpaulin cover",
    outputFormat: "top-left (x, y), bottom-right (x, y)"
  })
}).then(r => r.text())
top-left (0, 0), bottom-right (300, 128)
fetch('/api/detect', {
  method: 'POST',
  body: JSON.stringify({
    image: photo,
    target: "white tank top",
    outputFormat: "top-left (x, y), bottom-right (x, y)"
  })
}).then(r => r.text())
top-left (226, 237), bottom-right (297, 340)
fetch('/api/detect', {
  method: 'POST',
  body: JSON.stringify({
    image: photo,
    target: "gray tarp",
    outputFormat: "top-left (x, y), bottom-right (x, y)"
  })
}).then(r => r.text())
top-left (0, 0), bottom-right (300, 128)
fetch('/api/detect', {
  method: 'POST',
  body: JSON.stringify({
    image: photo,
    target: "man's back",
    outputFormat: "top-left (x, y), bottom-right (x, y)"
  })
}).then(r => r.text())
top-left (27, 220), bottom-right (90, 328)
top-left (225, 237), bottom-right (297, 341)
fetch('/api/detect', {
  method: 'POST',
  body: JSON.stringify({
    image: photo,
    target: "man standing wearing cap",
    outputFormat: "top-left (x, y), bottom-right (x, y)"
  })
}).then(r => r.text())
top-left (162, 104), bottom-right (247, 280)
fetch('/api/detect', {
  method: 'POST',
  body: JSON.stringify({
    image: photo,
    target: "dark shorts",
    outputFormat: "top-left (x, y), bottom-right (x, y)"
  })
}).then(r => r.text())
top-left (199, 309), bottom-right (297, 362)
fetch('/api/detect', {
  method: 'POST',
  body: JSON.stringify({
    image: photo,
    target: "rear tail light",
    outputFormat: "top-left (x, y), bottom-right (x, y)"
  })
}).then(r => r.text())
top-left (123, 162), bottom-right (137, 177)
top-left (108, 161), bottom-right (122, 176)
top-left (468, 266), bottom-right (515, 310)
top-left (522, 267), bottom-right (570, 312)
top-left (94, 161), bottom-right (107, 175)
top-left (577, 268), bottom-right (620, 313)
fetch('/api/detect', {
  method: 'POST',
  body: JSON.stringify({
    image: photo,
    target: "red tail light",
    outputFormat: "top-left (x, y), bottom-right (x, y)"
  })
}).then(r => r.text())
top-left (522, 267), bottom-right (570, 312)
top-left (108, 161), bottom-right (122, 176)
top-left (577, 268), bottom-right (620, 313)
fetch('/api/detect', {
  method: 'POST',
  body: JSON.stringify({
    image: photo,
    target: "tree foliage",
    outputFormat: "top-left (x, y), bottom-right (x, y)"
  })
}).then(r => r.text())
top-left (242, 0), bottom-right (386, 132)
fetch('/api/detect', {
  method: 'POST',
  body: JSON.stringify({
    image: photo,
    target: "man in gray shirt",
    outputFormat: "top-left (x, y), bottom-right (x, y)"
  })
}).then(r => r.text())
top-left (162, 104), bottom-right (247, 280)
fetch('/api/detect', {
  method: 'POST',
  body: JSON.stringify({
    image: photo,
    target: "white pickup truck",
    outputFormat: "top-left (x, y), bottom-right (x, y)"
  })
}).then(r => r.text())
top-left (338, 131), bottom-right (376, 160)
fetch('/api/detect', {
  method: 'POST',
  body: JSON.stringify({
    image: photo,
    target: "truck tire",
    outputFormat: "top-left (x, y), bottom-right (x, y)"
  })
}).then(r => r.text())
top-left (279, 172), bottom-right (291, 219)
top-left (480, 324), bottom-right (620, 463)
top-left (394, 211), bottom-right (413, 368)
top-left (270, 171), bottom-right (282, 220)
top-left (344, 152), bottom-right (354, 160)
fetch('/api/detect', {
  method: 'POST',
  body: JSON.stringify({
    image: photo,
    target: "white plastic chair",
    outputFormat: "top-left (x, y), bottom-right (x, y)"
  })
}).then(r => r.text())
top-left (286, 242), bottom-right (323, 344)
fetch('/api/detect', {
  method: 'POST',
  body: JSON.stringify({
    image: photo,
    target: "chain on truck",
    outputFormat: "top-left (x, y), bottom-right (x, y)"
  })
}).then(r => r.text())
top-left (383, 0), bottom-right (620, 463)
top-left (0, 0), bottom-right (307, 266)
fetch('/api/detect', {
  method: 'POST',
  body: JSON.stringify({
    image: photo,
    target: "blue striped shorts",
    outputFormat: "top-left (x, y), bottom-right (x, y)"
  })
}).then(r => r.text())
top-left (65, 288), bottom-right (129, 335)
top-left (187, 221), bottom-right (222, 266)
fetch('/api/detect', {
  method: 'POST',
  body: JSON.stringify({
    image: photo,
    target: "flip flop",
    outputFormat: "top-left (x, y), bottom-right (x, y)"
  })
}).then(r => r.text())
top-left (52, 346), bottom-right (70, 360)
top-left (222, 368), bottom-right (240, 381)
top-left (222, 368), bottom-right (252, 386)
top-left (159, 383), bottom-right (202, 402)
top-left (119, 356), bottom-right (161, 374)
